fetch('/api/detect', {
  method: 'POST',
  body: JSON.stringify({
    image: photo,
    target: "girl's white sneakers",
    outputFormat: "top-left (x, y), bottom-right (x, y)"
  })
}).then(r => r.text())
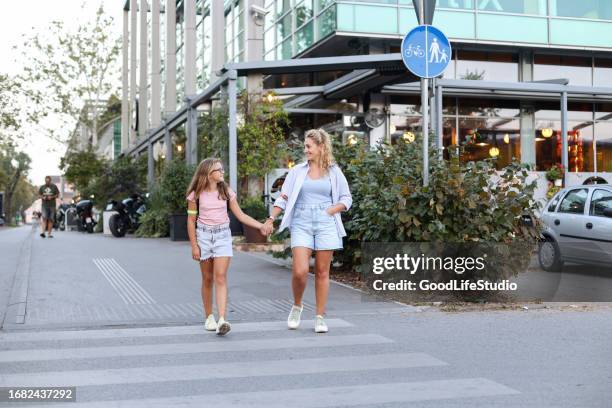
top-left (204, 314), bottom-right (217, 331)
top-left (216, 317), bottom-right (231, 336)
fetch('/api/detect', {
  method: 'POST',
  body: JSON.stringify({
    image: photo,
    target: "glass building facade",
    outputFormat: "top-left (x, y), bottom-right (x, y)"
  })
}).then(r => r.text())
top-left (123, 0), bottom-right (612, 195)
top-left (262, 0), bottom-right (612, 55)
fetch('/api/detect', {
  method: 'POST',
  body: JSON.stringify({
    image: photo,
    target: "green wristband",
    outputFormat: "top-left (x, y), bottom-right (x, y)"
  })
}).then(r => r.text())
top-left (187, 210), bottom-right (198, 215)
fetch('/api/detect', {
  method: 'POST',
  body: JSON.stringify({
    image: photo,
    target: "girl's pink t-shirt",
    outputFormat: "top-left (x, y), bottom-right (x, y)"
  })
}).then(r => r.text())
top-left (186, 188), bottom-right (236, 225)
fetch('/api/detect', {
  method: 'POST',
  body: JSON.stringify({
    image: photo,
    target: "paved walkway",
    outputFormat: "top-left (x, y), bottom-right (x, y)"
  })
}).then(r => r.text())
top-left (2, 228), bottom-right (413, 330)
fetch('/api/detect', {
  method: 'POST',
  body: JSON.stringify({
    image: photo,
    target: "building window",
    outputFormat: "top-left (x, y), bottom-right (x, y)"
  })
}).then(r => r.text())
top-left (455, 99), bottom-right (521, 169)
top-left (534, 55), bottom-right (592, 86)
top-left (534, 101), bottom-right (595, 172)
top-left (438, 0), bottom-right (474, 9)
top-left (477, 0), bottom-right (546, 15)
top-left (550, 0), bottom-right (612, 20)
top-left (296, 21), bottom-right (314, 54)
top-left (594, 58), bottom-right (612, 87)
top-left (225, 0), bottom-right (245, 63)
top-left (318, 4), bottom-right (336, 39)
top-left (196, 0), bottom-right (212, 92)
top-left (456, 51), bottom-right (518, 82)
top-left (295, 0), bottom-right (314, 27)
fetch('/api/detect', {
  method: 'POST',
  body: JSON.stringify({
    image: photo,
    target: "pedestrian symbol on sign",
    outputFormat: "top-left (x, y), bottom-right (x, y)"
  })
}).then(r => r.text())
top-left (401, 25), bottom-right (451, 79)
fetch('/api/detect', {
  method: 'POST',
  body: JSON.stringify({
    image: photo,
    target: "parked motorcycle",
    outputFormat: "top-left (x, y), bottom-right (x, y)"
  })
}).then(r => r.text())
top-left (75, 199), bottom-right (96, 233)
top-left (106, 193), bottom-right (147, 237)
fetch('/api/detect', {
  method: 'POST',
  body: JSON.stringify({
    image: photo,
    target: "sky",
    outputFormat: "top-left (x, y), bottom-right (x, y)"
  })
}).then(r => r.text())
top-left (0, 1), bottom-right (123, 185)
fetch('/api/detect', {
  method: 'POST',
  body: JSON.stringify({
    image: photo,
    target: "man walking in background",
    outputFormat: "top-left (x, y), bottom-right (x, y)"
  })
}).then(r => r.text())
top-left (38, 176), bottom-right (59, 238)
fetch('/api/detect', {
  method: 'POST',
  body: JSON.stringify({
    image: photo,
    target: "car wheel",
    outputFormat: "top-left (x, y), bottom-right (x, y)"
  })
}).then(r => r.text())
top-left (538, 238), bottom-right (564, 272)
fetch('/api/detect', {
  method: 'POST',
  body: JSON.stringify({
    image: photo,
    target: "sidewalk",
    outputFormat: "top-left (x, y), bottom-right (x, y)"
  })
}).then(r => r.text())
top-left (2, 229), bottom-right (417, 330)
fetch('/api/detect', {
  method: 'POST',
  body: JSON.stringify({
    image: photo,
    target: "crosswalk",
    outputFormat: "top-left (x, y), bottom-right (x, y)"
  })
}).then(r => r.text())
top-left (0, 318), bottom-right (520, 407)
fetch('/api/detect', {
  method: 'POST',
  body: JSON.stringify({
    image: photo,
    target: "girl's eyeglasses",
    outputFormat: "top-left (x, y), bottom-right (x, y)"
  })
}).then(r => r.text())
top-left (211, 168), bottom-right (224, 174)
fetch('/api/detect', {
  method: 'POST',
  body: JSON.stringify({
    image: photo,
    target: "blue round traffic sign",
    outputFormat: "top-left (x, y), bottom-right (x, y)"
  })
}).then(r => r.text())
top-left (401, 25), bottom-right (451, 79)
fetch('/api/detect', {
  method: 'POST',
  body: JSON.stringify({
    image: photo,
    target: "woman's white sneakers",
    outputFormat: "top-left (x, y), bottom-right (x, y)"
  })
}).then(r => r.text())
top-left (287, 304), bottom-right (303, 329)
top-left (216, 317), bottom-right (231, 336)
top-left (314, 315), bottom-right (328, 333)
top-left (204, 314), bottom-right (217, 331)
top-left (287, 305), bottom-right (328, 333)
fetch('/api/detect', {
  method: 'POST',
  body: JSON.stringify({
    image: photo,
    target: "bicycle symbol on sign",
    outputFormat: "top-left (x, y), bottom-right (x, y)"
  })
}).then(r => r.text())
top-left (404, 44), bottom-right (425, 58)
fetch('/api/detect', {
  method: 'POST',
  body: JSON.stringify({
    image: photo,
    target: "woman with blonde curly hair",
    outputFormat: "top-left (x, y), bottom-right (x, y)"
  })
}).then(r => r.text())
top-left (186, 158), bottom-right (265, 336)
top-left (262, 129), bottom-right (352, 333)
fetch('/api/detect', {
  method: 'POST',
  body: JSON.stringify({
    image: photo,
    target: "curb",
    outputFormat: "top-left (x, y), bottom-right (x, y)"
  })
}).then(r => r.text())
top-left (3, 226), bottom-right (34, 327)
top-left (238, 250), bottom-right (424, 313)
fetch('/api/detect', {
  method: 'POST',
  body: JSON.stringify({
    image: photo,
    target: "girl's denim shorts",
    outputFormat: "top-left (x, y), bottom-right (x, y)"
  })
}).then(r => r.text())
top-left (290, 202), bottom-right (343, 251)
top-left (196, 222), bottom-right (233, 260)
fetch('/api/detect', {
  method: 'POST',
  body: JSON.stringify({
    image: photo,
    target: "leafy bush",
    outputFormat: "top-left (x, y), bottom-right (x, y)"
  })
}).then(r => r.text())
top-left (331, 136), bottom-right (542, 278)
top-left (83, 155), bottom-right (146, 210)
top-left (240, 196), bottom-right (268, 221)
top-left (135, 184), bottom-right (169, 238)
top-left (135, 209), bottom-right (169, 238)
top-left (159, 159), bottom-right (194, 214)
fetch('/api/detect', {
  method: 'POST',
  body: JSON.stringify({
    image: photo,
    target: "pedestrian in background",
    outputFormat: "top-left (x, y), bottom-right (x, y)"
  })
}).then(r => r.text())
top-left (186, 158), bottom-right (266, 336)
top-left (261, 129), bottom-right (352, 333)
top-left (38, 176), bottom-right (59, 238)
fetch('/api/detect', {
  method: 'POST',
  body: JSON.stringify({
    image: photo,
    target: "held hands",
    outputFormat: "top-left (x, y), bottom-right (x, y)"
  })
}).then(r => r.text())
top-left (260, 219), bottom-right (274, 236)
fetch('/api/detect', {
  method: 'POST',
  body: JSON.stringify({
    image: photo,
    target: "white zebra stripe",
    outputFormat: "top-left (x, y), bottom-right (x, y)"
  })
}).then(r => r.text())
top-left (0, 334), bottom-right (394, 363)
top-left (16, 378), bottom-right (519, 408)
top-left (0, 352), bottom-right (446, 387)
top-left (0, 319), bottom-right (354, 342)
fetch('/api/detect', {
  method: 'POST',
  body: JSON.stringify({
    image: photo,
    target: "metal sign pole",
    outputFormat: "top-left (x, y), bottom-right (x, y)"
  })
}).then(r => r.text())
top-left (419, 0), bottom-right (429, 187)
top-left (422, 78), bottom-right (429, 187)
top-left (405, 0), bottom-right (444, 187)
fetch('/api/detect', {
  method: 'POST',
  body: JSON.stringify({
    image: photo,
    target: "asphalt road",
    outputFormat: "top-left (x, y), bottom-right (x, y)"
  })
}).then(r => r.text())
top-left (0, 227), bottom-right (610, 407)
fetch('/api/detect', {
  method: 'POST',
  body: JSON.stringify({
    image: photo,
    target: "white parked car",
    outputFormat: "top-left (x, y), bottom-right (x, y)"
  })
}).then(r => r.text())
top-left (539, 184), bottom-right (612, 271)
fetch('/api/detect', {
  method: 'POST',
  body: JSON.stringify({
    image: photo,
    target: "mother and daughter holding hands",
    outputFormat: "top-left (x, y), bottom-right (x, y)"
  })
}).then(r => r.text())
top-left (186, 128), bottom-right (352, 336)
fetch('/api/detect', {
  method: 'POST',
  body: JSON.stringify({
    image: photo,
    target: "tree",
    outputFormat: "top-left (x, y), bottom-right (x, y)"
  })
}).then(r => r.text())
top-left (0, 74), bottom-right (40, 145)
top-left (0, 143), bottom-right (32, 224)
top-left (83, 156), bottom-right (147, 210)
top-left (59, 147), bottom-right (107, 193)
top-left (0, 75), bottom-right (21, 133)
top-left (17, 2), bottom-right (121, 144)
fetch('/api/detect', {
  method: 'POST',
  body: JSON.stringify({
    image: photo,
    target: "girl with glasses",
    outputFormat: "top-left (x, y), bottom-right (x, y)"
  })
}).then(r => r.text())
top-left (186, 158), bottom-right (266, 335)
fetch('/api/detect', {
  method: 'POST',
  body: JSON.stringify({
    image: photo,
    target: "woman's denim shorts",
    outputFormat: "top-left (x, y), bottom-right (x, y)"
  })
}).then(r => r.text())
top-left (196, 222), bottom-right (233, 260)
top-left (290, 202), bottom-right (343, 251)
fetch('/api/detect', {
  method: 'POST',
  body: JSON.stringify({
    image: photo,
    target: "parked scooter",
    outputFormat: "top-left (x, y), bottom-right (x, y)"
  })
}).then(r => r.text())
top-left (54, 203), bottom-right (73, 231)
top-left (75, 199), bottom-right (96, 233)
top-left (106, 193), bottom-right (147, 237)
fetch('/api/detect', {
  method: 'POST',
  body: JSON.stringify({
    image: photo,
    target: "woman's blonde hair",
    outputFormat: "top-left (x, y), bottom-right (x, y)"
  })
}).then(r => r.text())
top-left (304, 128), bottom-right (335, 170)
top-left (186, 157), bottom-right (230, 201)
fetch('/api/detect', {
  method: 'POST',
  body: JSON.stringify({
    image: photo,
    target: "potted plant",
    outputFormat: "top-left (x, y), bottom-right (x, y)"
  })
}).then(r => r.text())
top-left (160, 159), bottom-right (194, 241)
top-left (240, 196), bottom-right (268, 243)
top-left (546, 163), bottom-right (564, 184)
top-left (545, 163), bottom-right (564, 199)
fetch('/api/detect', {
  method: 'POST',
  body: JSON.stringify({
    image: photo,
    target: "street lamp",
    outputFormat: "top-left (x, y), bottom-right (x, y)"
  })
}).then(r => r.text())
top-left (403, 131), bottom-right (416, 143)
